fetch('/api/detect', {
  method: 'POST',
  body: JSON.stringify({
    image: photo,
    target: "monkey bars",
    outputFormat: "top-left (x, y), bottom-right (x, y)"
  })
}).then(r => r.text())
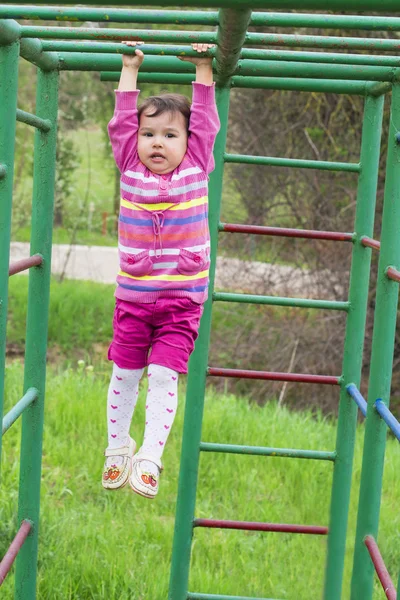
top-left (1, 4), bottom-right (400, 600)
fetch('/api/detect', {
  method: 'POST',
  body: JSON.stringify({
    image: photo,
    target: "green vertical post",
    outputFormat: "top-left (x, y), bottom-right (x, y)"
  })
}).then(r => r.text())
top-left (350, 83), bottom-right (400, 600)
top-left (168, 86), bottom-right (230, 600)
top-left (0, 36), bottom-right (19, 472)
top-left (323, 91), bottom-right (385, 600)
top-left (14, 67), bottom-right (59, 600)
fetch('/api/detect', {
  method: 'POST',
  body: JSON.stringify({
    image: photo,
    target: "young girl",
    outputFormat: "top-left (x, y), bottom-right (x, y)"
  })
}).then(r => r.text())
top-left (102, 41), bottom-right (220, 499)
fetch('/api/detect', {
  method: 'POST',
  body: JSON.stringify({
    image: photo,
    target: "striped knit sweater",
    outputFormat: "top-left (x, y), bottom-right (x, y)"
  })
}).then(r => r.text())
top-left (108, 82), bottom-right (220, 304)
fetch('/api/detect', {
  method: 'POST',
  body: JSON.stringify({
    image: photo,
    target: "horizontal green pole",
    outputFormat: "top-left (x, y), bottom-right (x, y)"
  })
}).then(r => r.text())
top-left (213, 292), bottom-right (350, 312)
top-left (238, 59), bottom-right (399, 82)
top-left (5, 6), bottom-right (400, 30)
top-left (250, 12), bottom-right (400, 30)
top-left (246, 31), bottom-right (400, 53)
top-left (101, 71), bottom-right (193, 84)
top-left (0, 6), bottom-right (219, 25)
top-left (231, 77), bottom-right (370, 95)
top-left (16, 109), bottom-right (51, 131)
top-left (2, 388), bottom-right (38, 436)
top-left (101, 71), bottom-right (371, 95)
top-left (21, 26), bottom-right (217, 44)
top-left (42, 41), bottom-right (214, 56)
top-left (224, 153), bottom-right (360, 172)
top-left (200, 442), bottom-right (336, 461)
top-left (60, 53), bottom-right (194, 72)
top-left (5, 0), bottom-right (400, 10)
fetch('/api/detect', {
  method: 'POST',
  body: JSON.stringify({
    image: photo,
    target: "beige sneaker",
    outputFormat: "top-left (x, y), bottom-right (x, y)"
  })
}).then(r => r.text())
top-left (129, 453), bottom-right (163, 499)
top-left (102, 437), bottom-right (136, 490)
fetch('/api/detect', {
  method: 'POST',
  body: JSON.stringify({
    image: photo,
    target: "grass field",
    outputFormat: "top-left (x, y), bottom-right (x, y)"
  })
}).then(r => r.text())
top-left (1, 361), bottom-right (399, 599)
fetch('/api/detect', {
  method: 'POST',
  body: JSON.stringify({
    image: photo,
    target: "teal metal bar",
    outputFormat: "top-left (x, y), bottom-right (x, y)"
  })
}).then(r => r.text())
top-left (60, 53), bottom-right (194, 72)
top-left (239, 48), bottom-right (400, 68)
top-left (14, 67), bottom-right (59, 600)
top-left (21, 26), bottom-right (217, 44)
top-left (231, 77), bottom-right (370, 95)
top-left (249, 12), bottom-right (400, 30)
top-left (2, 388), bottom-right (38, 436)
top-left (168, 86), bottom-right (231, 600)
top-left (0, 164), bottom-right (7, 179)
top-left (213, 292), bottom-right (350, 312)
top-left (0, 5), bottom-right (220, 25)
top-left (0, 36), bottom-right (19, 475)
top-left (16, 109), bottom-right (51, 132)
top-left (200, 442), bottom-right (336, 461)
top-left (224, 153), bottom-right (360, 172)
top-left (351, 85), bottom-right (400, 600)
top-left (238, 59), bottom-right (399, 82)
top-left (324, 92), bottom-right (385, 600)
top-left (42, 41), bottom-right (214, 57)
top-left (214, 8), bottom-right (252, 87)
top-left (245, 32), bottom-right (400, 53)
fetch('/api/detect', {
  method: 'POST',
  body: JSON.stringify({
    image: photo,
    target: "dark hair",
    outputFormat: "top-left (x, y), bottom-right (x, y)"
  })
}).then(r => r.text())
top-left (138, 93), bottom-right (191, 129)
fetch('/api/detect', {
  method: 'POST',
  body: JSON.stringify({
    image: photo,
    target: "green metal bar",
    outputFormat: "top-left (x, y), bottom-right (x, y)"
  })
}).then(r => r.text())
top-left (224, 153), bottom-right (360, 173)
top-left (367, 81), bottom-right (393, 97)
top-left (0, 5), bottom-right (220, 25)
top-left (6, 0), bottom-right (400, 10)
top-left (59, 53), bottom-right (194, 72)
top-left (16, 109), bottom-right (51, 132)
top-left (213, 292), bottom-right (350, 312)
top-left (249, 12), bottom-right (400, 30)
top-left (0, 164), bottom-right (7, 178)
top-left (21, 26), bottom-right (217, 44)
top-left (0, 37), bottom-right (19, 475)
top-left (101, 72), bottom-right (194, 85)
top-left (0, 19), bottom-right (59, 71)
top-left (14, 67), bottom-right (59, 600)
top-left (101, 71), bottom-right (371, 96)
top-left (2, 388), bottom-right (38, 436)
top-left (231, 77), bottom-right (370, 95)
top-left (42, 41), bottom-right (214, 57)
top-left (168, 86), bottom-right (230, 600)
top-left (239, 49), bottom-right (400, 68)
top-left (214, 8), bottom-right (252, 87)
top-left (324, 92), bottom-right (385, 600)
top-left (200, 442), bottom-right (336, 461)
top-left (237, 59), bottom-right (399, 83)
top-left (245, 31), bottom-right (400, 53)
top-left (350, 83), bottom-right (400, 600)
top-left (6, 7), bottom-right (400, 30)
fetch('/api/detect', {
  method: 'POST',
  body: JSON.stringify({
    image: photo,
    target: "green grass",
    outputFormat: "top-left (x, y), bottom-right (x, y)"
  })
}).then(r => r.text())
top-left (1, 362), bottom-right (399, 599)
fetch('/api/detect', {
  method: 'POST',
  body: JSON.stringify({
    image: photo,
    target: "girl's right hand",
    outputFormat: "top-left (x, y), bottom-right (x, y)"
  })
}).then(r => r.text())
top-left (121, 41), bottom-right (144, 69)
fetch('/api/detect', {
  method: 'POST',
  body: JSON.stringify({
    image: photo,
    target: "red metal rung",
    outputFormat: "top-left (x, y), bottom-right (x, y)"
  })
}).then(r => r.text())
top-left (0, 520), bottom-right (32, 586)
top-left (361, 237), bottom-right (381, 251)
top-left (386, 267), bottom-right (400, 283)
top-left (194, 519), bottom-right (328, 535)
top-left (9, 255), bottom-right (43, 276)
top-left (364, 536), bottom-right (396, 600)
top-left (220, 223), bottom-right (353, 242)
top-left (207, 367), bottom-right (339, 386)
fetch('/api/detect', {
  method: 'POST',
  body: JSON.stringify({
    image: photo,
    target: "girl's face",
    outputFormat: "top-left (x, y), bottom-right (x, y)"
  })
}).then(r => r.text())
top-left (138, 109), bottom-right (188, 175)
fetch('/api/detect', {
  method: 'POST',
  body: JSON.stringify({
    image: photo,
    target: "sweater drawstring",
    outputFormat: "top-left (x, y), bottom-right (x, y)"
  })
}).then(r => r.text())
top-left (151, 211), bottom-right (165, 258)
top-left (132, 203), bottom-right (167, 258)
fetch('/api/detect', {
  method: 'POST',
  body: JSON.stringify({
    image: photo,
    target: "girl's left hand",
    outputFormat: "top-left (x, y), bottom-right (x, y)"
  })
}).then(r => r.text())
top-left (178, 43), bottom-right (214, 65)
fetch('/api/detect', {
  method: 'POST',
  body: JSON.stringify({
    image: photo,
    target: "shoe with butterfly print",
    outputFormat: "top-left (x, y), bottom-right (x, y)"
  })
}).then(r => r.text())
top-left (102, 436), bottom-right (136, 490)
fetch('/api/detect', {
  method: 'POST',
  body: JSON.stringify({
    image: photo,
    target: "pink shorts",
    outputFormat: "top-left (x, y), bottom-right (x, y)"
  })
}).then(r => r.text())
top-left (108, 297), bottom-right (203, 374)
